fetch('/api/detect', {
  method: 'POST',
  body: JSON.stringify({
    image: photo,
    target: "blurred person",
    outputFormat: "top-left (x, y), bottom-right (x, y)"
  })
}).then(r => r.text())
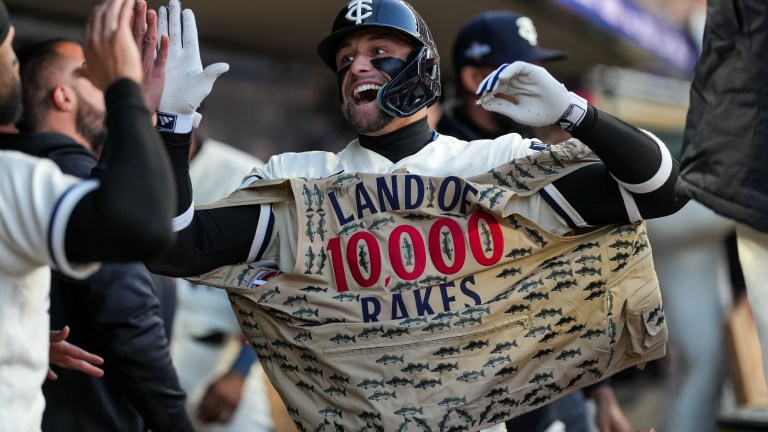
top-left (437, 11), bottom-right (565, 142)
top-left (676, 0), bottom-right (768, 378)
top-left (170, 128), bottom-right (273, 430)
top-left (646, 202), bottom-right (732, 432)
top-left (437, 11), bottom-right (630, 432)
top-left (14, 34), bottom-right (193, 432)
top-left (0, 0), bottom-right (177, 430)
top-left (145, 0), bottom-right (684, 430)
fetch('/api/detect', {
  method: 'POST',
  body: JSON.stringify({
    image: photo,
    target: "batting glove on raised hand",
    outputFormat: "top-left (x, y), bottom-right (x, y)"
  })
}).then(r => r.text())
top-left (156, 0), bottom-right (228, 133)
top-left (476, 61), bottom-right (587, 132)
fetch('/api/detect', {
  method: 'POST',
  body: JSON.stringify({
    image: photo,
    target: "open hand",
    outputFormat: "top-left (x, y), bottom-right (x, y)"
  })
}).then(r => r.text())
top-left (83, 0), bottom-right (143, 90)
top-left (48, 326), bottom-right (104, 380)
top-left (155, 0), bottom-right (228, 132)
top-left (131, 0), bottom-right (169, 112)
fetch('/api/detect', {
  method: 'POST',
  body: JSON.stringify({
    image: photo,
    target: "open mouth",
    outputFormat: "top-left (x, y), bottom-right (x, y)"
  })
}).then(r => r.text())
top-left (352, 83), bottom-right (382, 105)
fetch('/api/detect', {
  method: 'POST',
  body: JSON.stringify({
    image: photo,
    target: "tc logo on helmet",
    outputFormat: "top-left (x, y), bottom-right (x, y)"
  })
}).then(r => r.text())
top-left (346, 0), bottom-right (374, 24)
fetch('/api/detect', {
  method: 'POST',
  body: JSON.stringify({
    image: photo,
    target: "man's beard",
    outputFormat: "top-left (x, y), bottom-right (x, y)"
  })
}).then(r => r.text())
top-left (75, 97), bottom-right (107, 153)
top-left (342, 99), bottom-right (394, 135)
top-left (0, 78), bottom-right (22, 125)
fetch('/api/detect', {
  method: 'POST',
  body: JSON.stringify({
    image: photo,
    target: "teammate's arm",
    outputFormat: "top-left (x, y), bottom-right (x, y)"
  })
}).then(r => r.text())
top-left (63, 0), bottom-right (175, 263)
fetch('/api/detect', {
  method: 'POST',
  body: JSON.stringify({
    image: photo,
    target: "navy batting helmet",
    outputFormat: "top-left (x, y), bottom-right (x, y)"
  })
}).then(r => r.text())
top-left (317, 0), bottom-right (441, 117)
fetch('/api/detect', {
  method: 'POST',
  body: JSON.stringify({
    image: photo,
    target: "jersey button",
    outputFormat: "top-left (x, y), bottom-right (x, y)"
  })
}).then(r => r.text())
top-left (379, 168), bottom-right (387, 173)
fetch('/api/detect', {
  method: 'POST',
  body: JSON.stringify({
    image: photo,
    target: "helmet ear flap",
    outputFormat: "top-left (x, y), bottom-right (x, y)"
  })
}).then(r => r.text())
top-left (377, 46), bottom-right (441, 117)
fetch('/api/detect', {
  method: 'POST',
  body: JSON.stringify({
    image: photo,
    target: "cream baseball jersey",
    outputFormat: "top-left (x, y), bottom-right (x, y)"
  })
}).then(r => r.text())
top-left (0, 151), bottom-right (99, 431)
top-left (192, 141), bottom-right (666, 430)
top-left (242, 133), bottom-right (594, 271)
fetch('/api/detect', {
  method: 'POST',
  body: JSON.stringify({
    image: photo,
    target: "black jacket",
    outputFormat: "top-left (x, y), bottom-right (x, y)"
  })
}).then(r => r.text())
top-left (677, 0), bottom-right (768, 232)
top-left (0, 132), bottom-right (193, 432)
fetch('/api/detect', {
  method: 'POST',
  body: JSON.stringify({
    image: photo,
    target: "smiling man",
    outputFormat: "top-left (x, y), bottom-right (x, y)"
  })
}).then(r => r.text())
top-left (148, 0), bottom-right (686, 430)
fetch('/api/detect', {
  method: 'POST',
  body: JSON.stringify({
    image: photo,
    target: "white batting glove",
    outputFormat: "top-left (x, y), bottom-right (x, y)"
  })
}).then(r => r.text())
top-left (476, 61), bottom-right (587, 132)
top-left (156, 0), bottom-right (228, 133)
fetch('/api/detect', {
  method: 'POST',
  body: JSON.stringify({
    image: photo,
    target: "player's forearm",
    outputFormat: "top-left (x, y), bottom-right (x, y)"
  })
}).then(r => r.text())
top-left (144, 129), bottom-right (259, 277)
top-left (571, 106), bottom-right (669, 184)
top-left (570, 106), bottom-right (687, 216)
top-left (159, 130), bottom-right (194, 221)
top-left (65, 80), bottom-right (176, 262)
top-left (146, 205), bottom-right (261, 277)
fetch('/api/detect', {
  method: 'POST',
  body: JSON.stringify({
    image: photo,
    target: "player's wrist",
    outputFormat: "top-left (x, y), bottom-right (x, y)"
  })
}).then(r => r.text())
top-left (156, 111), bottom-right (195, 134)
top-left (555, 92), bottom-right (588, 132)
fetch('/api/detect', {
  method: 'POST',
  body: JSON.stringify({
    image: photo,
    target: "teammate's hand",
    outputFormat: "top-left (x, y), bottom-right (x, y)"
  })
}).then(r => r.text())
top-left (476, 61), bottom-right (587, 132)
top-left (131, 0), bottom-right (169, 113)
top-left (156, 0), bottom-right (229, 133)
top-left (196, 371), bottom-right (245, 423)
top-left (590, 384), bottom-right (632, 432)
top-left (83, 0), bottom-right (143, 90)
top-left (48, 326), bottom-right (105, 380)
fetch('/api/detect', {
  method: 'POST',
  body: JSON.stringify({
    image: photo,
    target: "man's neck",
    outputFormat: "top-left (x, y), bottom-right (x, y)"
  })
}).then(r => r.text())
top-left (358, 116), bottom-right (433, 163)
top-left (39, 123), bottom-right (92, 152)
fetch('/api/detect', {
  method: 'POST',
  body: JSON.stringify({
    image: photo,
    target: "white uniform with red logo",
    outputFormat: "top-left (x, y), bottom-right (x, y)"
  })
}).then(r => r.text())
top-left (0, 151), bottom-right (99, 432)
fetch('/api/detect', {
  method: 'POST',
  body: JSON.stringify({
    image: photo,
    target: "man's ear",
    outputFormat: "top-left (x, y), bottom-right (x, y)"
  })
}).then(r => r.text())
top-left (458, 66), bottom-right (487, 94)
top-left (50, 85), bottom-right (75, 112)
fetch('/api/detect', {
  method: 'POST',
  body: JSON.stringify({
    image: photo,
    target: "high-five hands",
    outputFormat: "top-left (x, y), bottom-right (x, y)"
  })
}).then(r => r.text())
top-left (131, 0), bottom-right (169, 113)
top-left (476, 61), bottom-right (587, 132)
top-left (83, 0), bottom-right (143, 91)
top-left (156, 0), bottom-right (229, 133)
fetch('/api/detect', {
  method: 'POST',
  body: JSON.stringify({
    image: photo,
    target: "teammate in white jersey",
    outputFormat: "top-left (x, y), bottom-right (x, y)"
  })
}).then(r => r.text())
top-left (147, 1), bottom-right (687, 429)
top-left (0, 0), bottom-right (177, 430)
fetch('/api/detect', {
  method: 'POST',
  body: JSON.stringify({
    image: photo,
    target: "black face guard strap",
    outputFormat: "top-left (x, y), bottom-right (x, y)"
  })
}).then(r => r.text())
top-left (377, 47), bottom-right (439, 117)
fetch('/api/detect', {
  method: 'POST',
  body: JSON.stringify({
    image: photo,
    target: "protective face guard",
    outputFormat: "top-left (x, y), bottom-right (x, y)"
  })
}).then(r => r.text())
top-left (377, 46), bottom-right (440, 118)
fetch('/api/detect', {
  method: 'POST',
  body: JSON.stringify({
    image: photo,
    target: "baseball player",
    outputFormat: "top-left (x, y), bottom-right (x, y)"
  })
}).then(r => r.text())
top-left (0, 0), bottom-right (177, 430)
top-left (147, 0), bottom-right (685, 430)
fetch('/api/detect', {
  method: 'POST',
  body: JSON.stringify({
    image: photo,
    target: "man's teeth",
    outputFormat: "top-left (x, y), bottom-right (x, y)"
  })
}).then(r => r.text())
top-left (354, 84), bottom-right (382, 98)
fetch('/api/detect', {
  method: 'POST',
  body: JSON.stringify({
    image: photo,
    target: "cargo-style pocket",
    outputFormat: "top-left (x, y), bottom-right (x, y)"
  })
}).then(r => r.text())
top-left (623, 278), bottom-right (668, 357)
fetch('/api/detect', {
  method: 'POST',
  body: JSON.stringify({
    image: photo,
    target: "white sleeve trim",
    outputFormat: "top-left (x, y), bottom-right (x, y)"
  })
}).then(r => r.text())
top-left (247, 203), bottom-right (274, 263)
top-left (612, 130), bottom-right (673, 194)
top-left (49, 179), bottom-right (101, 279)
top-left (541, 184), bottom-right (588, 227)
top-left (618, 185), bottom-right (643, 223)
top-left (239, 174), bottom-right (262, 189)
top-left (171, 201), bottom-right (194, 232)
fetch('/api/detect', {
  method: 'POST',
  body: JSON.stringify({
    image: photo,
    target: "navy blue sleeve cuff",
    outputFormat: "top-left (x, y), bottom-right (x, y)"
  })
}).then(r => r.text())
top-left (230, 343), bottom-right (258, 377)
